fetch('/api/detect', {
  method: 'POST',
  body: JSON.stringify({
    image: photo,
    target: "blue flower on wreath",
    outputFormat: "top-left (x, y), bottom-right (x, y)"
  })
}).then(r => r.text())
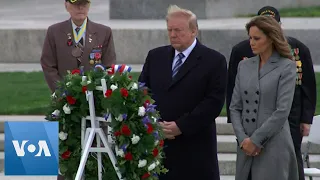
top-left (142, 116), bottom-right (150, 124)
top-left (122, 114), bottom-right (127, 120)
top-left (153, 131), bottom-right (159, 140)
top-left (146, 104), bottom-right (157, 113)
top-left (121, 144), bottom-right (128, 152)
top-left (138, 82), bottom-right (146, 89)
top-left (62, 91), bottom-right (67, 97)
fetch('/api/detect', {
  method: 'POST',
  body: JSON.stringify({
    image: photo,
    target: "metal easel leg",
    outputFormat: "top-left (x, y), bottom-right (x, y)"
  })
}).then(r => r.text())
top-left (75, 129), bottom-right (96, 180)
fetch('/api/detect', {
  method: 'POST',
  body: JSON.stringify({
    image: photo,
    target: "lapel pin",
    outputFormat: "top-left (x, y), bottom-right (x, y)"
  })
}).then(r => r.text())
top-left (89, 34), bottom-right (92, 43)
top-left (67, 33), bottom-right (72, 46)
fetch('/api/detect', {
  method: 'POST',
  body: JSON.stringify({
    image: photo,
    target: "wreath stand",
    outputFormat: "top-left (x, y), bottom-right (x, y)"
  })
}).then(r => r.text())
top-left (74, 76), bottom-right (124, 180)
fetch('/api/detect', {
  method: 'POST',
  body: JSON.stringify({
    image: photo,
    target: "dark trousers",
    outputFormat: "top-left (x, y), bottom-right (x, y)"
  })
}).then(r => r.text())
top-left (247, 169), bottom-right (252, 180)
top-left (291, 127), bottom-right (305, 180)
top-left (57, 175), bottom-right (64, 180)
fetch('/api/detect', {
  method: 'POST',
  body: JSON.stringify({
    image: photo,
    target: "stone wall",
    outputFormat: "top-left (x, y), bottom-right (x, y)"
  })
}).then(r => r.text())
top-left (110, 0), bottom-right (320, 19)
top-left (1, 28), bottom-right (319, 65)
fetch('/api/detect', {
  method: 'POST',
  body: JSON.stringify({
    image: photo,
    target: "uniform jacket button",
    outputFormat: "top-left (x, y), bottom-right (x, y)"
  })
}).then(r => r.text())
top-left (245, 118), bottom-right (249, 122)
top-left (246, 109), bottom-right (250, 113)
top-left (255, 100), bottom-right (258, 104)
top-left (256, 91), bottom-right (259, 95)
top-left (246, 100), bottom-right (249, 104)
top-left (254, 109), bottom-right (257, 113)
top-left (252, 118), bottom-right (256, 122)
top-left (244, 91), bottom-right (248, 95)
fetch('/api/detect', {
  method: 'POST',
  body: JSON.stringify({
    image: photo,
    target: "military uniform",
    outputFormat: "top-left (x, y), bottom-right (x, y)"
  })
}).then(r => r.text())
top-left (226, 36), bottom-right (317, 180)
top-left (41, 0), bottom-right (116, 93)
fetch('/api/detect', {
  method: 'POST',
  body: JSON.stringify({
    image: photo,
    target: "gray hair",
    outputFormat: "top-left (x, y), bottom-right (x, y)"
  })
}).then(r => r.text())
top-left (166, 5), bottom-right (198, 30)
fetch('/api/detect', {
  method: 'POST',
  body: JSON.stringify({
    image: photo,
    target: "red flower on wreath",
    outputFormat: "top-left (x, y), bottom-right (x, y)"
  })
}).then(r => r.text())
top-left (114, 131), bottom-right (121, 136)
top-left (147, 123), bottom-right (153, 134)
top-left (61, 150), bottom-right (71, 159)
top-left (121, 125), bottom-right (131, 136)
top-left (144, 99), bottom-right (150, 107)
top-left (71, 69), bottom-right (81, 74)
top-left (142, 173), bottom-right (150, 179)
top-left (153, 148), bottom-right (159, 157)
top-left (124, 152), bottom-right (133, 161)
top-left (120, 88), bottom-right (129, 97)
top-left (105, 89), bottom-right (112, 98)
top-left (82, 86), bottom-right (87, 93)
top-left (66, 96), bottom-right (76, 105)
top-left (159, 140), bottom-right (164, 147)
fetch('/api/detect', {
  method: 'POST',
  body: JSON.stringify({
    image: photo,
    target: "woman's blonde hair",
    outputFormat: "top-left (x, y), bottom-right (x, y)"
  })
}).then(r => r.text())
top-left (246, 16), bottom-right (293, 60)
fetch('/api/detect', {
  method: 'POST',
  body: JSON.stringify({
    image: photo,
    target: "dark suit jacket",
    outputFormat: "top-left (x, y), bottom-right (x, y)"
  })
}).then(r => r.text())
top-left (40, 18), bottom-right (116, 92)
top-left (139, 41), bottom-right (227, 180)
top-left (226, 37), bottom-right (317, 127)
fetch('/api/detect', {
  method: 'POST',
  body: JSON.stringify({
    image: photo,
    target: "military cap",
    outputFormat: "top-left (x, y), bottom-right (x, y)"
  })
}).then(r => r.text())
top-left (65, 0), bottom-right (90, 4)
top-left (257, 6), bottom-right (281, 23)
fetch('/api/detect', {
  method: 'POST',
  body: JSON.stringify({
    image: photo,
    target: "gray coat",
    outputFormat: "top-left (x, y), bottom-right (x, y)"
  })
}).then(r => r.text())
top-left (229, 52), bottom-right (299, 180)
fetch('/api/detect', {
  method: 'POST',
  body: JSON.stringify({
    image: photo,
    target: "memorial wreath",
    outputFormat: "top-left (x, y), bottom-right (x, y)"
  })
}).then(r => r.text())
top-left (45, 64), bottom-right (168, 180)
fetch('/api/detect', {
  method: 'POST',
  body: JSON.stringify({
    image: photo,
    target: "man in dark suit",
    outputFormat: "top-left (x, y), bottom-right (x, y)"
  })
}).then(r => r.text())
top-left (41, 0), bottom-right (116, 93)
top-left (226, 6), bottom-right (317, 180)
top-left (40, 0), bottom-right (116, 179)
top-left (139, 5), bottom-right (227, 180)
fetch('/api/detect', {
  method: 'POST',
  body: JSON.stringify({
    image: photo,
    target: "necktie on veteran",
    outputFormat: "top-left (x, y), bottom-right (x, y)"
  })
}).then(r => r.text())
top-left (172, 53), bottom-right (185, 78)
top-left (75, 27), bottom-right (84, 46)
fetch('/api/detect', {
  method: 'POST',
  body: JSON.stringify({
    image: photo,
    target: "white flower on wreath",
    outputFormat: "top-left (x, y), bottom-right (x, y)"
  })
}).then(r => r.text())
top-left (110, 84), bottom-right (118, 91)
top-left (87, 80), bottom-right (92, 85)
top-left (138, 159), bottom-right (147, 168)
top-left (152, 116), bottom-right (157, 122)
top-left (63, 104), bottom-right (71, 114)
top-left (148, 162), bottom-right (156, 171)
top-left (59, 131), bottom-right (68, 141)
top-left (115, 114), bottom-right (123, 122)
top-left (156, 160), bottom-right (160, 166)
top-left (154, 140), bottom-right (159, 146)
top-left (138, 106), bottom-right (146, 116)
top-left (51, 92), bottom-right (56, 98)
top-left (52, 110), bottom-right (60, 117)
top-left (115, 146), bottom-right (124, 157)
top-left (131, 134), bottom-right (140, 144)
top-left (66, 82), bottom-right (72, 87)
top-left (131, 83), bottom-right (138, 90)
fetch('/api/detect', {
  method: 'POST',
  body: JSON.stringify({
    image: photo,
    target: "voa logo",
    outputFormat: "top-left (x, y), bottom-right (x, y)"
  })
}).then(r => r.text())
top-left (5, 121), bottom-right (58, 176)
top-left (12, 140), bottom-right (51, 157)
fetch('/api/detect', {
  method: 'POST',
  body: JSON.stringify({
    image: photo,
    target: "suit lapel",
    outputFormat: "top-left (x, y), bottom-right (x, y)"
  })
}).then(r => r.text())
top-left (163, 47), bottom-right (175, 89)
top-left (259, 52), bottom-right (280, 79)
top-left (82, 19), bottom-right (97, 65)
top-left (61, 19), bottom-right (77, 66)
top-left (169, 42), bottom-right (201, 88)
top-left (250, 56), bottom-right (260, 91)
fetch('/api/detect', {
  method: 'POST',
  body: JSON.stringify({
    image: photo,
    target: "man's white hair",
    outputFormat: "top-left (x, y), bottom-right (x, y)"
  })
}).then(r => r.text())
top-left (166, 5), bottom-right (198, 30)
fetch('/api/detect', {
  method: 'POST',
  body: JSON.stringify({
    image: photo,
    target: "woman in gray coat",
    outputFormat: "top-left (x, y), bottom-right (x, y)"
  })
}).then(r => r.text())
top-left (229, 16), bottom-right (299, 180)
